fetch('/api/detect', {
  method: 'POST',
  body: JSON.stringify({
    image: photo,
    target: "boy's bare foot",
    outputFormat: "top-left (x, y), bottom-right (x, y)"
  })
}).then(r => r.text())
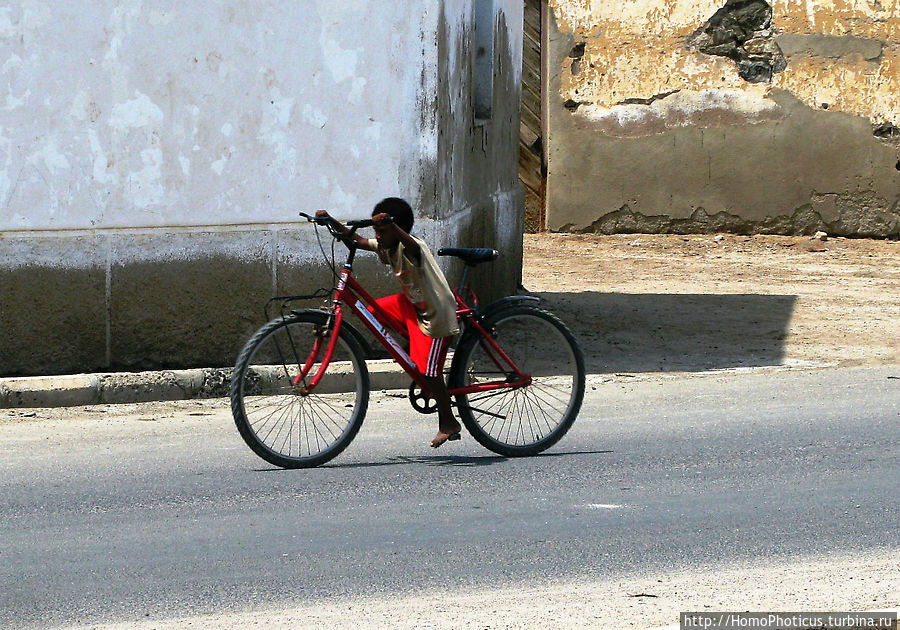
top-left (431, 423), bottom-right (462, 448)
top-left (425, 373), bottom-right (459, 447)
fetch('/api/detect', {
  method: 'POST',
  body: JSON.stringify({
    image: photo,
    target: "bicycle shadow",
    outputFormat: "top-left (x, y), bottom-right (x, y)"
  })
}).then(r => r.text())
top-left (253, 450), bottom-right (613, 472)
top-left (529, 291), bottom-right (798, 373)
top-left (326, 449), bottom-right (614, 469)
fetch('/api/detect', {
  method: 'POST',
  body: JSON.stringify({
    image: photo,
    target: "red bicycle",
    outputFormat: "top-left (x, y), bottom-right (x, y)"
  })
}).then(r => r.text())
top-left (230, 213), bottom-right (585, 468)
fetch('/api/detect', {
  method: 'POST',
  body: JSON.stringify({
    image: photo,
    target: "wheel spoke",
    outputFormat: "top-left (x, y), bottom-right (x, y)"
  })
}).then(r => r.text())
top-left (524, 383), bottom-right (569, 415)
top-left (454, 307), bottom-right (584, 455)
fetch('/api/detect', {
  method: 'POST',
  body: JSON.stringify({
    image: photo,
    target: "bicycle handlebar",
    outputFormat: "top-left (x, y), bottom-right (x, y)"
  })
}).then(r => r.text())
top-left (298, 211), bottom-right (382, 253)
top-left (299, 212), bottom-right (379, 233)
top-left (299, 211), bottom-right (329, 226)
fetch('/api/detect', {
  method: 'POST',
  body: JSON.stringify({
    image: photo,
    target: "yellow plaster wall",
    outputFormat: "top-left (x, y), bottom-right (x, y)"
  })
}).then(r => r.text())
top-left (551, 0), bottom-right (900, 128)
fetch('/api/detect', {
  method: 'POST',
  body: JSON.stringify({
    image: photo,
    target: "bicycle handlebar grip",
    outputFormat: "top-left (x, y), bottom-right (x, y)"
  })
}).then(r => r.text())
top-left (299, 211), bottom-right (332, 226)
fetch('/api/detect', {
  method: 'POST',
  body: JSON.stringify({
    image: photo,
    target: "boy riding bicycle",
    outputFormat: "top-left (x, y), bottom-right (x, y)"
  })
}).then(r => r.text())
top-left (315, 198), bottom-right (462, 448)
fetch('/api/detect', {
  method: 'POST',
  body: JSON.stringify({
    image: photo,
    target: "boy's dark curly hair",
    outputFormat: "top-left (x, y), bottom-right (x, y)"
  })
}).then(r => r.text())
top-left (372, 197), bottom-right (414, 234)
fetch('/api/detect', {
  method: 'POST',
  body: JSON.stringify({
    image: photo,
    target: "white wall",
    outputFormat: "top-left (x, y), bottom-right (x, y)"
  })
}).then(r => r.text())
top-left (0, 2), bottom-right (428, 232)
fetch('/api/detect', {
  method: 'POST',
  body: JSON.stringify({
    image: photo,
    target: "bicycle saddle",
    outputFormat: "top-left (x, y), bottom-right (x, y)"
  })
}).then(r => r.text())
top-left (437, 247), bottom-right (499, 266)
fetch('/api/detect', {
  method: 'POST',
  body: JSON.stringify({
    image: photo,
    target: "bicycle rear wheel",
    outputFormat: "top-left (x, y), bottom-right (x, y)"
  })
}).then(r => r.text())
top-left (231, 311), bottom-right (369, 468)
top-left (449, 305), bottom-right (585, 457)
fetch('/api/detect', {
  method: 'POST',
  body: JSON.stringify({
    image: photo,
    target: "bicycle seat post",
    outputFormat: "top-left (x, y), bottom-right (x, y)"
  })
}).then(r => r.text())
top-left (457, 264), bottom-right (471, 294)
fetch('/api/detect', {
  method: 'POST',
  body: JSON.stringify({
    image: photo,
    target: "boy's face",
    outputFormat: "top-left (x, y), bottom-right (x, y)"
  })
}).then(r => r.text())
top-left (372, 216), bottom-right (399, 249)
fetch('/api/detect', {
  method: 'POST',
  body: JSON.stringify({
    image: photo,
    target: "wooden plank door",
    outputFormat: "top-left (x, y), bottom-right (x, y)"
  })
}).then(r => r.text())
top-left (520, 0), bottom-right (545, 232)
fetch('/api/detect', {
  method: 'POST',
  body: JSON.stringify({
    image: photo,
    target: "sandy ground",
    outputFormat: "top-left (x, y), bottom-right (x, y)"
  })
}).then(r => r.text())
top-left (520, 233), bottom-right (899, 374)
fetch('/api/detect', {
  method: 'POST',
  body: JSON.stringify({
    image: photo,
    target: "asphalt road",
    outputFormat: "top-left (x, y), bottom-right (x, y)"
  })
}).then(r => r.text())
top-left (1, 365), bottom-right (898, 629)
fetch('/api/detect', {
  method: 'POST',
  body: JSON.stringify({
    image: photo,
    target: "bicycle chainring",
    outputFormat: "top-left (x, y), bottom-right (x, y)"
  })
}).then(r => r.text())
top-left (408, 382), bottom-right (437, 414)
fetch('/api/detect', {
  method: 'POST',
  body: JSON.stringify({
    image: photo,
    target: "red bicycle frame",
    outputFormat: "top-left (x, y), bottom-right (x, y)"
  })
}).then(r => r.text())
top-left (294, 260), bottom-right (530, 398)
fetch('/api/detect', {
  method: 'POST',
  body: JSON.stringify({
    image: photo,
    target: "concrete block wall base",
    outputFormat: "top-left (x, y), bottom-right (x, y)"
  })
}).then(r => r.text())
top-left (0, 361), bottom-right (410, 409)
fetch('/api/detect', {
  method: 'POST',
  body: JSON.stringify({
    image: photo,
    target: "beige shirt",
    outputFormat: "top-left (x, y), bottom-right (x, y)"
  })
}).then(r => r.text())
top-left (369, 236), bottom-right (460, 338)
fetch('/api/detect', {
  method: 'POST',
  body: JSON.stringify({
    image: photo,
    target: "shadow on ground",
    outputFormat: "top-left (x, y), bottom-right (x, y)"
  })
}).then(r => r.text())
top-left (533, 291), bottom-right (797, 374)
top-left (254, 450), bottom-right (614, 472)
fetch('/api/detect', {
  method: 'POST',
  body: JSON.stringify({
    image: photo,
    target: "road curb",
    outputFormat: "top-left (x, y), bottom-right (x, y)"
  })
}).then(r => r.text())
top-left (0, 374), bottom-right (102, 408)
top-left (0, 361), bottom-right (867, 410)
top-left (0, 361), bottom-right (413, 409)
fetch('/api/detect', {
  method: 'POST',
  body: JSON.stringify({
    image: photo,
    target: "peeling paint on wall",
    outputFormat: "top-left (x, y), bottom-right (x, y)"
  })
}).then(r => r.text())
top-left (551, 0), bottom-right (900, 127)
top-left (0, 3), bottom-right (435, 231)
top-left (575, 87), bottom-right (783, 137)
top-left (546, 0), bottom-right (900, 236)
top-left (108, 92), bottom-right (165, 132)
top-left (687, 0), bottom-right (786, 83)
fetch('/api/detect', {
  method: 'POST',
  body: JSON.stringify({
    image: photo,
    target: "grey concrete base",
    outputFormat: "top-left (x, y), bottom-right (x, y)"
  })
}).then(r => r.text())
top-left (0, 360), bottom-right (412, 409)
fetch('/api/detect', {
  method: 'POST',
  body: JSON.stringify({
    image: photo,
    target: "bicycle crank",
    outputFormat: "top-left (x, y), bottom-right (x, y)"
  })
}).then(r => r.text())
top-left (408, 382), bottom-right (438, 414)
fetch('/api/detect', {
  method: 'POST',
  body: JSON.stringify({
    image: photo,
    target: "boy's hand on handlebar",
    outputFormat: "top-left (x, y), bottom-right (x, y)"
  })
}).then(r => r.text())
top-left (314, 210), bottom-right (332, 225)
top-left (307, 210), bottom-right (376, 252)
top-left (372, 212), bottom-right (393, 227)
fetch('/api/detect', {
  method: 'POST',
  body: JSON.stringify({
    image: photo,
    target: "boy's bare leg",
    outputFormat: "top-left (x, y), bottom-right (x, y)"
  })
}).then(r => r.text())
top-left (425, 375), bottom-right (461, 447)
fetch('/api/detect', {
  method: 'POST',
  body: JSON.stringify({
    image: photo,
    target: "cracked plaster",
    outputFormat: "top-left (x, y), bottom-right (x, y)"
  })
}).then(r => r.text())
top-left (546, 0), bottom-right (900, 236)
top-left (551, 0), bottom-right (900, 128)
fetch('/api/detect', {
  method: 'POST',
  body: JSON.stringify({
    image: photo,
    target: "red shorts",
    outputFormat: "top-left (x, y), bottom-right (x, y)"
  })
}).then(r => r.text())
top-left (372, 294), bottom-right (450, 378)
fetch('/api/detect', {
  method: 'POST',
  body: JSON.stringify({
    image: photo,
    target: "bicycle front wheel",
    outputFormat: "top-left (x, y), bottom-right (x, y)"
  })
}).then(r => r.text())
top-left (231, 311), bottom-right (369, 468)
top-left (450, 305), bottom-right (585, 457)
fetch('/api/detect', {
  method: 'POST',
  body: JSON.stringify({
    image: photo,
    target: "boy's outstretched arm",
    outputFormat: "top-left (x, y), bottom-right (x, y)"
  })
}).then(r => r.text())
top-left (315, 210), bottom-right (374, 250)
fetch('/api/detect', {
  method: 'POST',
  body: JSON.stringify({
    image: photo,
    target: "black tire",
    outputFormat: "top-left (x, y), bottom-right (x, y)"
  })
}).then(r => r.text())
top-left (449, 305), bottom-right (585, 457)
top-left (231, 311), bottom-right (369, 468)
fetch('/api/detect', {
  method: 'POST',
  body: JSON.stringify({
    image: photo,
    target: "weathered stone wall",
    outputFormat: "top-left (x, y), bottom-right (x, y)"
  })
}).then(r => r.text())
top-left (0, 1), bottom-right (523, 376)
top-left (546, 0), bottom-right (900, 236)
top-left (435, 0), bottom-right (526, 300)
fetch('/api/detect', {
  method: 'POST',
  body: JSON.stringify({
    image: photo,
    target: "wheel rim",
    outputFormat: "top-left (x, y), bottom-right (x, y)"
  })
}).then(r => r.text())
top-left (461, 312), bottom-right (580, 448)
top-left (238, 319), bottom-right (365, 463)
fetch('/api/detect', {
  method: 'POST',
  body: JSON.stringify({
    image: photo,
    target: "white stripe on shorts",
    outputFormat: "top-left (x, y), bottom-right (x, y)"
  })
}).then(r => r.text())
top-left (425, 337), bottom-right (447, 377)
